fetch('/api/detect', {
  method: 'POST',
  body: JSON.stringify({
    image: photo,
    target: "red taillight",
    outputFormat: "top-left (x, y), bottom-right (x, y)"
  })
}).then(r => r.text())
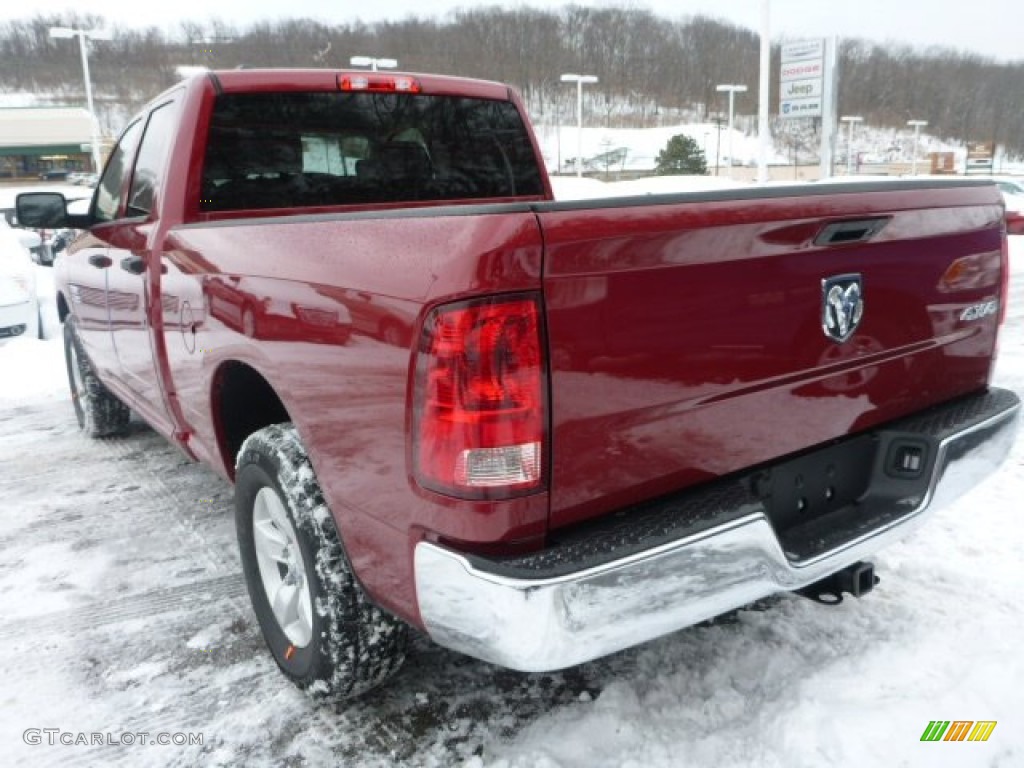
top-left (338, 74), bottom-right (421, 93)
top-left (412, 294), bottom-right (546, 499)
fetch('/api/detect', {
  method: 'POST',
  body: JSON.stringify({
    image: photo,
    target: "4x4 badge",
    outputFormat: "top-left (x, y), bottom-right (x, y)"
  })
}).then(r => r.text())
top-left (822, 274), bottom-right (864, 343)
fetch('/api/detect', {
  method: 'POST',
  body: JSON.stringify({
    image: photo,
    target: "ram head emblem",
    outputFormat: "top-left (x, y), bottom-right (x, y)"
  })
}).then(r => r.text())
top-left (822, 274), bottom-right (864, 343)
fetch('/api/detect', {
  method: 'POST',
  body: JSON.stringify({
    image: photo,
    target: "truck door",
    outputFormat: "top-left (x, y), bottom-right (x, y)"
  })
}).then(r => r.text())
top-left (66, 120), bottom-right (143, 378)
top-left (105, 98), bottom-right (181, 432)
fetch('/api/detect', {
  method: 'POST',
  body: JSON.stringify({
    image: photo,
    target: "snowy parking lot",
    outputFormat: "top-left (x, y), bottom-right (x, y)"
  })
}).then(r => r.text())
top-left (1, 239), bottom-right (1022, 768)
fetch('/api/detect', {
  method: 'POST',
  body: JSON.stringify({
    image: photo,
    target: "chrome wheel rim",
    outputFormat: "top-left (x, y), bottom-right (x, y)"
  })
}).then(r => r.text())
top-left (252, 487), bottom-right (313, 648)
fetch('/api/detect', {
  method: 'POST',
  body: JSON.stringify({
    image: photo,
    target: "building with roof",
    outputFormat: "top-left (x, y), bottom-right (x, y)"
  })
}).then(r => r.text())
top-left (0, 107), bottom-right (96, 179)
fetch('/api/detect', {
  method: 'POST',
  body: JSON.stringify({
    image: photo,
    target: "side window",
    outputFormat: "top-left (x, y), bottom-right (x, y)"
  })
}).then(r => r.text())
top-left (93, 120), bottom-right (143, 223)
top-left (127, 100), bottom-right (180, 216)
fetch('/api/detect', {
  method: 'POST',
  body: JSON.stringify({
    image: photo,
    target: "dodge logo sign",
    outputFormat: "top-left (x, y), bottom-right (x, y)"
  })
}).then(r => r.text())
top-left (822, 274), bottom-right (864, 343)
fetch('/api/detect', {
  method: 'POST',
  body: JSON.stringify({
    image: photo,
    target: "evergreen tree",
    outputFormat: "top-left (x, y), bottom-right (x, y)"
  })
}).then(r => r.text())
top-left (655, 134), bottom-right (708, 175)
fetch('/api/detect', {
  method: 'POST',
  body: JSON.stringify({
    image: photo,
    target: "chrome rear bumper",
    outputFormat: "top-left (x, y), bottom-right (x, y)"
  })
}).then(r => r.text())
top-left (414, 389), bottom-right (1020, 672)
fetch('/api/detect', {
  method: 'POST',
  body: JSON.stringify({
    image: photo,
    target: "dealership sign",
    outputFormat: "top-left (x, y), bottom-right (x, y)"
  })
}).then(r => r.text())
top-left (780, 61), bottom-right (824, 80)
top-left (965, 141), bottom-right (995, 171)
top-left (780, 40), bottom-right (825, 119)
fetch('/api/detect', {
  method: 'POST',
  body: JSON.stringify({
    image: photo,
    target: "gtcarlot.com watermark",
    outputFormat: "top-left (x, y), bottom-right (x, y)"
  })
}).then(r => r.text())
top-left (24, 729), bottom-right (203, 747)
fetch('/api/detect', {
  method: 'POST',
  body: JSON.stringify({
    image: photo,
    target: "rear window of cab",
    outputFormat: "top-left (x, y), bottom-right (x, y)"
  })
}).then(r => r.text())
top-left (200, 91), bottom-right (544, 211)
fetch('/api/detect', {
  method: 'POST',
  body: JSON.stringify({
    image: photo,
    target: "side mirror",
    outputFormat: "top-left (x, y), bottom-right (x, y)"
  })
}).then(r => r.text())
top-left (16, 192), bottom-right (71, 228)
top-left (16, 192), bottom-right (93, 230)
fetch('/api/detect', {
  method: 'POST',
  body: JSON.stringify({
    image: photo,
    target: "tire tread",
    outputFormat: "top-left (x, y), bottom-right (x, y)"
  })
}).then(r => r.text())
top-left (237, 423), bottom-right (407, 702)
top-left (64, 319), bottom-right (130, 438)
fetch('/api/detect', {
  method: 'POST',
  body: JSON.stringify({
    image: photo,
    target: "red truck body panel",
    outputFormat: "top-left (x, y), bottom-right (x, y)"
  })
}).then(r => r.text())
top-left (539, 187), bottom-right (1003, 528)
top-left (157, 210), bottom-right (548, 618)
top-left (53, 69), bottom-right (1010, 632)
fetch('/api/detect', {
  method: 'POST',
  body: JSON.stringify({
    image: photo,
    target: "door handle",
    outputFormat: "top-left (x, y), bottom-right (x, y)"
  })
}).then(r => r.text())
top-left (88, 253), bottom-right (112, 269)
top-left (814, 217), bottom-right (891, 246)
top-left (120, 255), bottom-right (146, 275)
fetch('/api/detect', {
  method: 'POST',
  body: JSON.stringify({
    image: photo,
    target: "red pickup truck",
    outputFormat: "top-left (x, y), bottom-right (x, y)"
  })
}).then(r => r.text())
top-left (18, 69), bottom-right (1020, 702)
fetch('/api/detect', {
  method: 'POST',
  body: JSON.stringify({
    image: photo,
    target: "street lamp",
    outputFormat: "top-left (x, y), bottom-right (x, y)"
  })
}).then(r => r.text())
top-left (715, 84), bottom-right (747, 172)
top-left (349, 56), bottom-right (398, 72)
top-left (711, 116), bottom-right (726, 176)
top-left (50, 26), bottom-right (111, 174)
top-left (841, 115), bottom-right (864, 175)
top-left (560, 73), bottom-right (598, 178)
top-left (907, 119), bottom-right (928, 175)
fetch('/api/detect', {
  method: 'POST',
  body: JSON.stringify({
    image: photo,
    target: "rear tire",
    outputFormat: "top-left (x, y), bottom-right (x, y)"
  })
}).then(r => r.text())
top-left (235, 423), bottom-right (407, 702)
top-left (64, 318), bottom-right (130, 437)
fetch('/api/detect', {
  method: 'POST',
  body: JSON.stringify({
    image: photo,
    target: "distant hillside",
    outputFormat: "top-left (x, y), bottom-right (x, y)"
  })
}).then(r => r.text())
top-left (2, 7), bottom-right (1022, 157)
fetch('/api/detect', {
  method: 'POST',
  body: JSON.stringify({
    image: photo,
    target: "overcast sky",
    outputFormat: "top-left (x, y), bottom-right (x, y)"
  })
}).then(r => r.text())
top-left (19, 0), bottom-right (1024, 63)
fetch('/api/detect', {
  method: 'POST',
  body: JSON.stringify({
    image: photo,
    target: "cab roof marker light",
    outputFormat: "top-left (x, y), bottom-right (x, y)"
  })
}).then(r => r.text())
top-left (338, 74), bottom-right (422, 93)
top-left (339, 75), bottom-right (370, 91)
top-left (393, 77), bottom-right (420, 92)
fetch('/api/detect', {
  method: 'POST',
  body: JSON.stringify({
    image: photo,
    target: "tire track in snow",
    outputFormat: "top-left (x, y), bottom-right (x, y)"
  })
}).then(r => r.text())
top-left (95, 426), bottom-right (239, 577)
top-left (3, 392), bottom-right (353, 766)
top-left (0, 573), bottom-right (247, 641)
top-left (3, 357), bottom-right (601, 766)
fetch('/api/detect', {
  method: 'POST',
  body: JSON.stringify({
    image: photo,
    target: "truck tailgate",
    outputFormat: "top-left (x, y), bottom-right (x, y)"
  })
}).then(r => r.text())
top-left (538, 181), bottom-right (1006, 529)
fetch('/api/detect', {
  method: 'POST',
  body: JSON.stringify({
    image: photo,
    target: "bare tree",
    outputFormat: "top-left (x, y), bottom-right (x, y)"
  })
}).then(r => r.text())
top-left (1, 8), bottom-right (1021, 154)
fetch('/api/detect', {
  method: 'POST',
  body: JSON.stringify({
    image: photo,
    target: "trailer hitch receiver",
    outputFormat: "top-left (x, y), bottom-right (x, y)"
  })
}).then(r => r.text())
top-left (796, 561), bottom-right (879, 605)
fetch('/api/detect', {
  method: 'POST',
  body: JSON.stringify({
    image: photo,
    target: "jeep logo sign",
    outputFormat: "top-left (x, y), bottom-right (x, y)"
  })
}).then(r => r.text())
top-left (782, 78), bottom-right (822, 100)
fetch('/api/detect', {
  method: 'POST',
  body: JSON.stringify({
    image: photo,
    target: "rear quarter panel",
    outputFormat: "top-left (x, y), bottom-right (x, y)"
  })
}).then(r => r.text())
top-left (161, 208), bottom-right (547, 622)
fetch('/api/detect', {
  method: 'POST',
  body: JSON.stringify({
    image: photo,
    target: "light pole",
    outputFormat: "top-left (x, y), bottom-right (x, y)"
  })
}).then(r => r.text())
top-left (560, 73), bottom-right (598, 178)
top-left (757, 0), bottom-right (771, 183)
top-left (711, 116), bottom-right (726, 176)
top-left (555, 99), bottom-right (562, 175)
top-left (349, 56), bottom-right (398, 72)
top-left (907, 119), bottom-right (928, 175)
top-left (716, 84), bottom-right (747, 173)
top-left (50, 26), bottom-right (111, 174)
top-left (841, 115), bottom-right (863, 175)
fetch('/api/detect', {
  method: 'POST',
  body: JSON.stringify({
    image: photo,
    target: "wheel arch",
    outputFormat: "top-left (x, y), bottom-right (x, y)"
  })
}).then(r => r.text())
top-left (211, 359), bottom-right (292, 481)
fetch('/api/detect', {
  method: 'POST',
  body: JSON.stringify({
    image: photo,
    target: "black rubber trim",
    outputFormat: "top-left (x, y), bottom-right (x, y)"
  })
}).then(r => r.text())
top-left (207, 71), bottom-right (224, 95)
top-left (467, 479), bottom-right (764, 580)
top-left (779, 389), bottom-right (1020, 560)
top-left (179, 177), bottom-right (997, 231)
top-left (463, 387), bottom-right (1019, 580)
top-left (176, 201), bottom-right (537, 230)
top-left (879, 387), bottom-right (1019, 440)
top-left (531, 178), bottom-right (995, 214)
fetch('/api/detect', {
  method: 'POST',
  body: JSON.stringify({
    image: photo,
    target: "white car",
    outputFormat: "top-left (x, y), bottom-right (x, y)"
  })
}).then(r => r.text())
top-left (1003, 190), bottom-right (1024, 236)
top-left (991, 176), bottom-right (1024, 197)
top-left (0, 221), bottom-right (42, 340)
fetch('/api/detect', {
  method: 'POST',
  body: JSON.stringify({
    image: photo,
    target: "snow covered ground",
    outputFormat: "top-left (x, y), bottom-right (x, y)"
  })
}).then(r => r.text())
top-left (1, 240), bottom-right (1022, 767)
